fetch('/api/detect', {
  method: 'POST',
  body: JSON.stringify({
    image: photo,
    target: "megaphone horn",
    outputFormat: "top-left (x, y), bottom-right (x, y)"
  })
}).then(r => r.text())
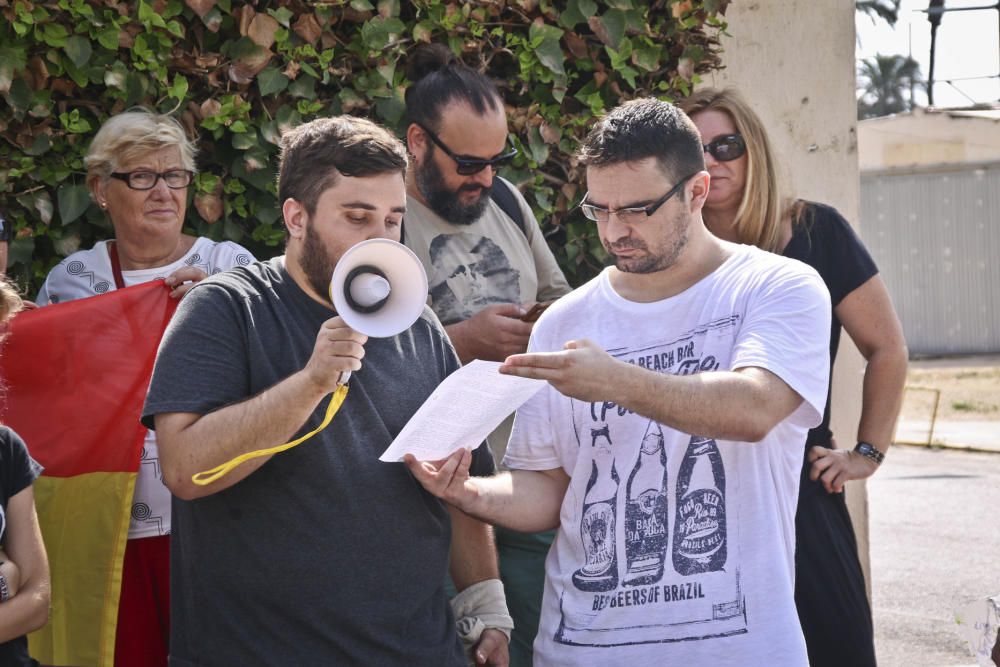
top-left (329, 238), bottom-right (429, 339)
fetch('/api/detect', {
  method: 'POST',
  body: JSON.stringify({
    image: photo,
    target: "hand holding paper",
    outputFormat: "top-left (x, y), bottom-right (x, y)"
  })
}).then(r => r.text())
top-left (404, 448), bottom-right (479, 513)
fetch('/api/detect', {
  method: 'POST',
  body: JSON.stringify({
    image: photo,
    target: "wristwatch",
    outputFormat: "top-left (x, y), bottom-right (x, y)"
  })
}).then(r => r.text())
top-left (854, 441), bottom-right (885, 465)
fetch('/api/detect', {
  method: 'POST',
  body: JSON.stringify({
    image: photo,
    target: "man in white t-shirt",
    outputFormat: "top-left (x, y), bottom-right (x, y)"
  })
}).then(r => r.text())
top-left (407, 98), bottom-right (832, 666)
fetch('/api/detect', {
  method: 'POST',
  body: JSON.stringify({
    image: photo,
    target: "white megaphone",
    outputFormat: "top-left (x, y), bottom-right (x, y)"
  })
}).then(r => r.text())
top-left (329, 238), bottom-right (429, 339)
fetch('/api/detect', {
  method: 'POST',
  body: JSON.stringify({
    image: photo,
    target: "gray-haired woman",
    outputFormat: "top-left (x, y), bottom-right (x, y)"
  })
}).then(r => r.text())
top-left (35, 110), bottom-right (255, 667)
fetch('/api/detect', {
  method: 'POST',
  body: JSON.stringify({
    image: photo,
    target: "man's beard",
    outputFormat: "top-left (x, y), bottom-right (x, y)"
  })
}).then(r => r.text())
top-left (604, 211), bottom-right (689, 274)
top-left (300, 220), bottom-right (336, 304)
top-left (415, 148), bottom-right (490, 226)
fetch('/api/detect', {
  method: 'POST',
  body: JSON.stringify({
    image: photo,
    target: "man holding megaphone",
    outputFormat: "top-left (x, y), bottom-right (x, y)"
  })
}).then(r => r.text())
top-left (141, 116), bottom-right (511, 666)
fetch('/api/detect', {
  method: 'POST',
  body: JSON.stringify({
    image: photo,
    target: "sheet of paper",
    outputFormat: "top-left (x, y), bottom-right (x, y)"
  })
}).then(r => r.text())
top-left (380, 359), bottom-right (544, 462)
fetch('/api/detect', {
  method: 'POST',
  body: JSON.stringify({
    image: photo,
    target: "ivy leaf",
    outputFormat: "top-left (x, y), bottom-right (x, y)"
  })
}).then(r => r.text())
top-left (233, 132), bottom-right (257, 151)
top-left (257, 67), bottom-right (288, 96)
top-left (6, 78), bottom-right (32, 112)
top-left (96, 25), bottom-right (120, 51)
top-left (34, 191), bottom-right (54, 225)
top-left (57, 183), bottom-right (91, 225)
top-left (589, 11), bottom-right (626, 49)
top-left (24, 133), bottom-right (50, 156)
top-left (223, 218), bottom-right (244, 242)
top-left (138, 0), bottom-right (168, 29)
top-left (64, 37), bottom-right (92, 68)
top-left (167, 73), bottom-right (189, 101)
top-left (527, 126), bottom-right (549, 165)
top-left (0, 46), bottom-right (27, 94)
top-left (377, 0), bottom-right (400, 18)
top-left (104, 61), bottom-right (128, 90)
top-left (288, 75), bottom-right (316, 100)
top-left (529, 23), bottom-right (565, 76)
top-left (267, 7), bottom-right (294, 28)
top-left (41, 23), bottom-right (69, 48)
top-left (124, 71), bottom-right (148, 106)
top-left (632, 44), bottom-right (661, 72)
top-left (377, 62), bottom-right (395, 85)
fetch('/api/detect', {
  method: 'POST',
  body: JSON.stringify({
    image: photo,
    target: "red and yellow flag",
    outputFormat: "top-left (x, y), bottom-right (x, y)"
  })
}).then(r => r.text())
top-left (0, 280), bottom-right (176, 667)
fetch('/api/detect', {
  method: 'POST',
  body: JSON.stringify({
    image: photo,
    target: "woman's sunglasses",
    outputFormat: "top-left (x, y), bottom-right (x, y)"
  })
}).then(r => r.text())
top-left (416, 122), bottom-right (518, 176)
top-left (703, 134), bottom-right (746, 162)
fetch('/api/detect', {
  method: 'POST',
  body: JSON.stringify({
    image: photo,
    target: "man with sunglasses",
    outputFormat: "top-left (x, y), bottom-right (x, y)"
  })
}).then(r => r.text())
top-left (400, 44), bottom-right (571, 666)
top-left (407, 99), bottom-right (832, 666)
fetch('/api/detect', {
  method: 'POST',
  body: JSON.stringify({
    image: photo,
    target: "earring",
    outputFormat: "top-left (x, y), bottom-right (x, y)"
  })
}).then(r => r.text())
top-left (100, 202), bottom-right (107, 209)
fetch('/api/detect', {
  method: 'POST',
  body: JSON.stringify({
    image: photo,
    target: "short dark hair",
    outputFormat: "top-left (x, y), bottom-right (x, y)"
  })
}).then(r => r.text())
top-left (577, 98), bottom-right (706, 183)
top-left (404, 44), bottom-right (503, 131)
top-left (277, 115), bottom-right (408, 216)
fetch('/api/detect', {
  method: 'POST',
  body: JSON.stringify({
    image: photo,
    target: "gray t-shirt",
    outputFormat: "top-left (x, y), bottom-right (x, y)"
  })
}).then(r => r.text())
top-left (142, 257), bottom-right (494, 666)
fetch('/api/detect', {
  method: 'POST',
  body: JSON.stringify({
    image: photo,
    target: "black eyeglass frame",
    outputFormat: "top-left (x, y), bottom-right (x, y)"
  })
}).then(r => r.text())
top-left (109, 170), bottom-right (194, 191)
top-left (581, 172), bottom-right (699, 224)
top-left (416, 123), bottom-right (518, 176)
top-left (703, 134), bottom-right (746, 163)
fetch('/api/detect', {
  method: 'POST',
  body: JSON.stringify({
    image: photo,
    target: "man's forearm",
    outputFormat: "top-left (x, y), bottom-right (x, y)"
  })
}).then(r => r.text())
top-left (614, 363), bottom-right (801, 442)
top-left (448, 506), bottom-right (498, 590)
top-left (158, 370), bottom-right (330, 499)
top-left (464, 469), bottom-right (567, 533)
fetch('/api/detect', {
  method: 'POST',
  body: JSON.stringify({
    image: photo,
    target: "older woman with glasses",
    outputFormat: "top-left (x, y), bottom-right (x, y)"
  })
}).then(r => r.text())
top-left (35, 110), bottom-right (255, 667)
top-left (681, 88), bottom-right (908, 667)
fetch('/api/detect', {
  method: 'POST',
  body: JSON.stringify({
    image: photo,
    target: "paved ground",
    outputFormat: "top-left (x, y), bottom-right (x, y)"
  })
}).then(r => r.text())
top-left (870, 445), bottom-right (1000, 667)
top-left (896, 419), bottom-right (1000, 452)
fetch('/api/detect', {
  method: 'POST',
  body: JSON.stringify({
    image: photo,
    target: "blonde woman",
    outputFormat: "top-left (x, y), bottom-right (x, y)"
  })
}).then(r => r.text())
top-left (682, 88), bottom-right (908, 667)
top-left (35, 110), bottom-right (255, 667)
top-left (1, 280), bottom-right (51, 667)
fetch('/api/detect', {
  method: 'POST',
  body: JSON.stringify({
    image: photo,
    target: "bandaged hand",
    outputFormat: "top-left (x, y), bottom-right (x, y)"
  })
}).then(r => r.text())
top-left (451, 579), bottom-right (513, 666)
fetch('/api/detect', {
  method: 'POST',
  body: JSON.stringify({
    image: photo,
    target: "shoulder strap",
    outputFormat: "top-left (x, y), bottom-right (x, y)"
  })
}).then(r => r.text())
top-left (107, 241), bottom-right (126, 290)
top-left (489, 178), bottom-right (527, 238)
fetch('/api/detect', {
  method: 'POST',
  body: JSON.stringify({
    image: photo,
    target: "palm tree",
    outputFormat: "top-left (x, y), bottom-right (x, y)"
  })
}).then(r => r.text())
top-left (856, 0), bottom-right (902, 26)
top-left (857, 54), bottom-right (924, 118)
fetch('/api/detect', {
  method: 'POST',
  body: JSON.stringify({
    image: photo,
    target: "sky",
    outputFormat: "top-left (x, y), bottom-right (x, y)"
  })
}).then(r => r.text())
top-left (856, 0), bottom-right (1000, 109)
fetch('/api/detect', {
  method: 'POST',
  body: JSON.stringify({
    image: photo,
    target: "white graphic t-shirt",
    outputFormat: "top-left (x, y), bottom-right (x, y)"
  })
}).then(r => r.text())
top-left (504, 244), bottom-right (831, 666)
top-left (36, 237), bottom-right (255, 539)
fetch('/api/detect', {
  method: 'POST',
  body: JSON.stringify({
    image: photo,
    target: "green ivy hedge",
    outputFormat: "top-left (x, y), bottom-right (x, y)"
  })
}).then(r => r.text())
top-left (1, 0), bottom-right (729, 293)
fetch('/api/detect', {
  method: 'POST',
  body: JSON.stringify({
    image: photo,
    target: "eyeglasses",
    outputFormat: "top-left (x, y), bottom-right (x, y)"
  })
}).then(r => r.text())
top-left (109, 170), bottom-right (194, 191)
top-left (703, 134), bottom-right (746, 162)
top-left (581, 173), bottom-right (698, 225)
top-left (416, 123), bottom-right (518, 176)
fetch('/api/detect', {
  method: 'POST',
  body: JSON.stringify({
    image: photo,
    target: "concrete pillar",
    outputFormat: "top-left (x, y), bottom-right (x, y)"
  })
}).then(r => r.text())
top-left (697, 1), bottom-right (871, 589)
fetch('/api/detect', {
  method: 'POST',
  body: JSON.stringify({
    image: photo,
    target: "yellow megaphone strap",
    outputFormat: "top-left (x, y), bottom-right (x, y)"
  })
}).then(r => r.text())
top-left (191, 384), bottom-right (349, 486)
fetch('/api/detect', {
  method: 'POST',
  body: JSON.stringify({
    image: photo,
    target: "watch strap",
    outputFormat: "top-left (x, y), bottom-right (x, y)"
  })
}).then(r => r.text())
top-left (854, 441), bottom-right (885, 465)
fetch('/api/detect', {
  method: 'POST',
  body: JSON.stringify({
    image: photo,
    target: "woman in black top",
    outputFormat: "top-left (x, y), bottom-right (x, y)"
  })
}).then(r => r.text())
top-left (682, 88), bottom-right (909, 667)
top-left (1, 280), bottom-right (50, 666)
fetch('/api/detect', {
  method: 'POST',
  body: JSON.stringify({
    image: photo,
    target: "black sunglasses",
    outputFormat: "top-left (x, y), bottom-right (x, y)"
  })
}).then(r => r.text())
top-left (416, 123), bottom-right (518, 176)
top-left (703, 134), bottom-right (746, 162)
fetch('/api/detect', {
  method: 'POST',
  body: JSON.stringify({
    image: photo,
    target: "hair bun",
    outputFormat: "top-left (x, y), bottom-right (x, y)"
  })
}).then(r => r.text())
top-left (406, 43), bottom-right (459, 83)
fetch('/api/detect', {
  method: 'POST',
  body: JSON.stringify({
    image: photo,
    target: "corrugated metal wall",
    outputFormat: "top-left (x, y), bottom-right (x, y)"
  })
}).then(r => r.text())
top-left (860, 162), bottom-right (1000, 355)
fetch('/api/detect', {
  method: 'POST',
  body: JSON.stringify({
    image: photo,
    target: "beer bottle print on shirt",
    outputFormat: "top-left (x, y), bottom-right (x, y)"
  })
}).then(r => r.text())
top-left (624, 421), bottom-right (668, 586)
top-left (573, 424), bottom-right (619, 592)
top-left (673, 435), bottom-right (727, 575)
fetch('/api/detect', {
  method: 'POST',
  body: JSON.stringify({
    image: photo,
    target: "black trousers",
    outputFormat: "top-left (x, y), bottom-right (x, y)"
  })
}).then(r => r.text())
top-left (794, 447), bottom-right (878, 667)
